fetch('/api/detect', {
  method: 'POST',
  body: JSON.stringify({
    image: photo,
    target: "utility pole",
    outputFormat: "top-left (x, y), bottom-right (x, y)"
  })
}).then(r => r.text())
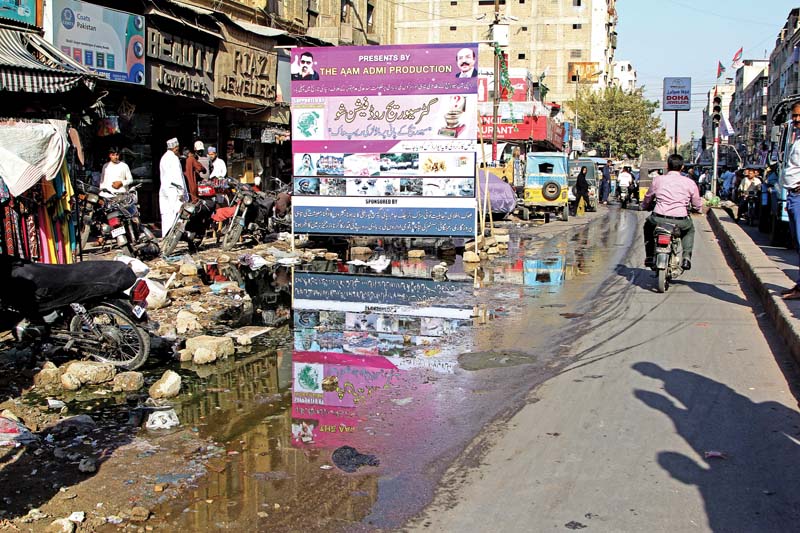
top-left (491, 0), bottom-right (501, 163)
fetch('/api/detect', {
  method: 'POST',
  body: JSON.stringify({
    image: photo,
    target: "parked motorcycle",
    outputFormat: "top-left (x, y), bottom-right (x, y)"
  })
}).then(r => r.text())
top-left (652, 222), bottom-right (684, 293)
top-left (103, 184), bottom-right (159, 259)
top-left (76, 181), bottom-right (103, 251)
top-left (619, 186), bottom-right (630, 209)
top-left (0, 258), bottom-right (151, 370)
top-left (220, 181), bottom-right (275, 251)
top-left (161, 180), bottom-right (233, 256)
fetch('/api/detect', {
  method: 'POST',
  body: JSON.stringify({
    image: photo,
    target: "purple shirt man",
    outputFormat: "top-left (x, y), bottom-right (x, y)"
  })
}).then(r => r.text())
top-left (642, 170), bottom-right (703, 217)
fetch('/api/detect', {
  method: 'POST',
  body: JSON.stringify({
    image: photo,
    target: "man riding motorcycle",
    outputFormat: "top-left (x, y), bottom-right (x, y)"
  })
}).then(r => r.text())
top-left (642, 154), bottom-right (703, 271)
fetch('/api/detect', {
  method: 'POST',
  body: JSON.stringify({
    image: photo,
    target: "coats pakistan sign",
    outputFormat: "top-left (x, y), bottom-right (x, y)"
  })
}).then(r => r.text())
top-left (662, 77), bottom-right (691, 112)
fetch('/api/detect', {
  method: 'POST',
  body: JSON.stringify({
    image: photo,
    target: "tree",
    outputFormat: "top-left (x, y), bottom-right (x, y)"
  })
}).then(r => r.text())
top-left (677, 141), bottom-right (693, 161)
top-left (568, 86), bottom-right (669, 160)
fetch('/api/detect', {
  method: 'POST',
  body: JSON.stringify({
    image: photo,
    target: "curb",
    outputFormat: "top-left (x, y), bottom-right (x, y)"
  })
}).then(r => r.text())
top-left (707, 208), bottom-right (800, 366)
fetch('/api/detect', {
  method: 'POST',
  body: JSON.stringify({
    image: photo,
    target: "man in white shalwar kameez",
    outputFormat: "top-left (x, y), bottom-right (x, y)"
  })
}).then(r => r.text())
top-left (159, 138), bottom-right (186, 235)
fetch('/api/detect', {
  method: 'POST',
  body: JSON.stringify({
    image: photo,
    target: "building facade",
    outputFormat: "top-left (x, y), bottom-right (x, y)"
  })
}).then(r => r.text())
top-left (768, 8), bottom-right (800, 125)
top-left (391, 0), bottom-right (617, 106)
top-left (611, 60), bottom-right (636, 92)
top-left (729, 60), bottom-right (769, 161)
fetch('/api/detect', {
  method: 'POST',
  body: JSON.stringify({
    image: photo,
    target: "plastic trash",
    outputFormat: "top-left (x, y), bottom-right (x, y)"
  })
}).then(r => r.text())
top-left (144, 278), bottom-right (169, 309)
top-left (0, 415), bottom-right (37, 447)
top-left (240, 254), bottom-right (268, 270)
top-left (277, 257), bottom-right (301, 266)
top-left (331, 445), bottom-right (379, 473)
top-left (145, 409), bottom-right (180, 430)
top-left (47, 399), bottom-right (66, 410)
top-left (115, 255), bottom-right (150, 277)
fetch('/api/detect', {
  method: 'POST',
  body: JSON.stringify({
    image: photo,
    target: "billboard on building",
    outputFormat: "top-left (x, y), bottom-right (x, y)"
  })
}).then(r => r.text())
top-left (567, 62), bottom-right (601, 83)
top-left (0, 0), bottom-right (37, 26)
top-left (290, 43), bottom-right (479, 237)
top-left (663, 77), bottom-right (691, 111)
top-left (51, 0), bottom-right (145, 84)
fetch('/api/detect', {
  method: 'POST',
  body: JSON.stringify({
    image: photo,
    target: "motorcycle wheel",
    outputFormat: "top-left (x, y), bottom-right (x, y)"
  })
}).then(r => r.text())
top-left (222, 220), bottom-right (243, 251)
top-left (160, 222), bottom-right (184, 257)
top-left (657, 269), bottom-right (667, 293)
top-left (68, 305), bottom-right (150, 370)
top-left (561, 206), bottom-right (569, 221)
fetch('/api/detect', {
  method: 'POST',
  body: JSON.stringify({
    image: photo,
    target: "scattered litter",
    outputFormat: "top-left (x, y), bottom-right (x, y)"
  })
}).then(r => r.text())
top-left (78, 458), bottom-right (97, 473)
top-left (22, 508), bottom-right (48, 522)
top-left (115, 255), bottom-right (150, 277)
top-left (106, 516), bottom-right (124, 525)
top-left (240, 254), bottom-right (268, 270)
top-left (277, 257), bottom-right (301, 266)
top-left (331, 446), bottom-right (379, 473)
top-left (0, 415), bottom-right (37, 447)
top-left (145, 409), bottom-right (180, 430)
top-left (704, 450), bottom-right (728, 459)
top-left (68, 511), bottom-right (85, 523)
top-left (565, 521), bottom-right (588, 530)
top-left (391, 398), bottom-right (413, 406)
top-left (47, 399), bottom-right (66, 410)
top-left (257, 511), bottom-right (269, 518)
top-left (143, 278), bottom-right (169, 309)
top-left (559, 313), bottom-right (585, 319)
top-left (319, 465), bottom-right (333, 470)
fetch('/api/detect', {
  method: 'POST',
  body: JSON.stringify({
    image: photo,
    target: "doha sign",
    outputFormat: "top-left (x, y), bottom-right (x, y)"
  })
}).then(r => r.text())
top-left (663, 77), bottom-right (691, 111)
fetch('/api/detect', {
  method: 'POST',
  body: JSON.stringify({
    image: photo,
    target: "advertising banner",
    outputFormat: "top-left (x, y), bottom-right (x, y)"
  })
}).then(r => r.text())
top-left (0, 0), bottom-right (36, 26)
top-left (52, 0), bottom-right (145, 84)
top-left (291, 43), bottom-right (479, 238)
top-left (663, 77), bottom-right (691, 111)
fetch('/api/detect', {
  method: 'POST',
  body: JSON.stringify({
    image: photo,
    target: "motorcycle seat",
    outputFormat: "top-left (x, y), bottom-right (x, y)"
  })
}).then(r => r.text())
top-left (8, 261), bottom-right (137, 314)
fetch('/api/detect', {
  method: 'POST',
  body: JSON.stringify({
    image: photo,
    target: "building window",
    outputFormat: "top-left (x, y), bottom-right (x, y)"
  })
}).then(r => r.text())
top-left (573, 0), bottom-right (582, 6)
top-left (341, 0), bottom-right (349, 23)
top-left (570, 49), bottom-right (582, 58)
top-left (367, 3), bottom-right (374, 32)
top-left (479, 0), bottom-right (504, 5)
top-left (522, 26), bottom-right (528, 31)
top-left (572, 23), bottom-right (582, 29)
top-left (450, 26), bottom-right (457, 31)
top-left (518, 53), bottom-right (526, 59)
top-left (451, 1), bottom-right (457, 4)
top-left (308, 12), bottom-right (317, 28)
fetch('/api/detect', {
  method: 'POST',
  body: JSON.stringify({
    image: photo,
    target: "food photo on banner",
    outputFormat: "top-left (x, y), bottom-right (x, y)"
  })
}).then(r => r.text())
top-left (290, 43), bottom-right (479, 238)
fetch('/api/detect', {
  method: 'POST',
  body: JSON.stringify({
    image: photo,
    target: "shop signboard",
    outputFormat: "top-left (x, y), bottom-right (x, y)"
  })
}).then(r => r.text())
top-left (290, 43), bottom-right (479, 237)
top-left (663, 77), bottom-right (691, 111)
top-left (0, 0), bottom-right (37, 26)
top-left (51, 0), bottom-right (145, 84)
top-left (215, 40), bottom-right (277, 106)
top-left (145, 25), bottom-right (215, 101)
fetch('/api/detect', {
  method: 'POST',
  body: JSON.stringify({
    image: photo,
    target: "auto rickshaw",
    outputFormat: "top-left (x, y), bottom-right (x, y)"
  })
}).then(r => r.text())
top-left (637, 160), bottom-right (665, 207)
top-left (517, 151), bottom-right (570, 222)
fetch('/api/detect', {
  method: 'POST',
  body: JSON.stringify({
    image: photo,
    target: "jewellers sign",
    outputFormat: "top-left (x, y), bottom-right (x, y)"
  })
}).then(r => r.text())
top-left (215, 41), bottom-right (277, 106)
top-left (663, 77), bottom-right (691, 111)
top-left (146, 26), bottom-right (215, 101)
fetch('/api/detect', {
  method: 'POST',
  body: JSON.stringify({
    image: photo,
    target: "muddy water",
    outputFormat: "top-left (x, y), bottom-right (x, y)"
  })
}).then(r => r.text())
top-left (148, 216), bottom-right (634, 532)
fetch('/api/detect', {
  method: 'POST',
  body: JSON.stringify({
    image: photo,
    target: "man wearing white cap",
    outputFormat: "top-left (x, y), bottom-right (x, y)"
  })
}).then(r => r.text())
top-left (159, 137), bottom-right (186, 235)
top-left (208, 146), bottom-right (228, 179)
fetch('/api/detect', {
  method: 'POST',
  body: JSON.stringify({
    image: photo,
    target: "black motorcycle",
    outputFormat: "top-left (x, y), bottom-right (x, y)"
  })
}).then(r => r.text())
top-left (221, 182), bottom-right (274, 251)
top-left (652, 222), bottom-right (684, 293)
top-left (0, 258), bottom-right (151, 370)
top-left (161, 180), bottom-right (233, 256)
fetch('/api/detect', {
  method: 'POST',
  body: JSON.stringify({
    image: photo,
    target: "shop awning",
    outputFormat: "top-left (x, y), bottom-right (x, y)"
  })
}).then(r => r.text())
top-left (145, 5), bottom-right (222, 40)
top-left (0, 28), bottom-right (95, 94)
top-left (229, 19), bottom-right (287, 39)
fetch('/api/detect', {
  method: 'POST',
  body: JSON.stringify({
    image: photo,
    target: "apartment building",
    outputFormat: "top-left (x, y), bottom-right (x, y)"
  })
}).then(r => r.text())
top-left (768, 8), bottom-right (800, 124)
top-left (391, 0), bottom-right (617, 106)
top-left (728, 60), bottom-right (768, 159)
top-left (611, 60), bottom-right (636, 92)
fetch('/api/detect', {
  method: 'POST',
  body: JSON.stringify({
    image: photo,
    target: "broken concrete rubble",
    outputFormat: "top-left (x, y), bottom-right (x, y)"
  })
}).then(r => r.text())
top-left (176, 310), bottom-right (201, 334)
top-left (185, 336), bottom-right (236, 364)
top-left (149, 370), bottom-right (182, 399)
top-left (61, 361), bottom-right (116, 386)
top-left (113, 372), bottom-right (145, 392)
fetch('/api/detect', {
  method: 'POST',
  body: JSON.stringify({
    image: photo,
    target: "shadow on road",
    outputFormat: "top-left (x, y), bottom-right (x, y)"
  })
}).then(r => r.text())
top-left (633, 362), bottom-right (800, 532)
top-left (615, 264), bottom-right (750, 306)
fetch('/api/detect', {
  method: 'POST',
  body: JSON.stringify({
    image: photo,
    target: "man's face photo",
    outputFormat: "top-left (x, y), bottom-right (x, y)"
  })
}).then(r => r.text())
top-left (457, 49), bottom-right (475, 75)
top-left (300, 53), bottom-right (314, 76)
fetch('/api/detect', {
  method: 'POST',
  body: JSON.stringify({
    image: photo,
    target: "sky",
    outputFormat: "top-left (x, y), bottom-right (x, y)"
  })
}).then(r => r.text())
top-left (616, 0), bottom-right (799, 144)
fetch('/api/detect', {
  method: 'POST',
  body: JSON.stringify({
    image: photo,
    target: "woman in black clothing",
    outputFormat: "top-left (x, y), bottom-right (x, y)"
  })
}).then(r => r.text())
top-left (574, 166), bottom-right (591, 215)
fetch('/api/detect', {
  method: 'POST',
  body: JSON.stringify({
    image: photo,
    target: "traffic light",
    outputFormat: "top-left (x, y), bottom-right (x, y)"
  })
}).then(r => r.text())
top-left (712, 95), bottom-right (722, 129)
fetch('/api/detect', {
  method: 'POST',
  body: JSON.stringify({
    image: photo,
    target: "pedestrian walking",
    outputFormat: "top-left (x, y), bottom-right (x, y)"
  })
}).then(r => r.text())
top-left (512, 146), bottom-right (525, 198)
top-left (780, 102), bottom-right (800, 300)
top-left (159, 137), bottom-right (186, 235)
top-left (573, 166), bottom-right (591, 215)
top-left (600, 159), bottom-right (612, 204)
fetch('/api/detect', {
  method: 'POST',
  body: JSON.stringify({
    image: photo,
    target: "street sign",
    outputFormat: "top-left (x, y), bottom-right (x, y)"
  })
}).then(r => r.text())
top-left (662, 77), bottom-right (691, 111)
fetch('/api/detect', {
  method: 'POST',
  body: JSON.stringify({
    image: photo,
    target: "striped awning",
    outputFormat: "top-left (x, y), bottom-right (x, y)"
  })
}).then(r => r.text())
top-left (0, 28), bottom-right (95, 94)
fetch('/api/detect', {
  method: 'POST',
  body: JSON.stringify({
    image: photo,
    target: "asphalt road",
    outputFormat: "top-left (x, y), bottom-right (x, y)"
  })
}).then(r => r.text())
top-left (410, 209), bottom-right (800, 533)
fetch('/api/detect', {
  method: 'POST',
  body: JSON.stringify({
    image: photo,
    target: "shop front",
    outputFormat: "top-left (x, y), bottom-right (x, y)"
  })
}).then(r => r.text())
top-left (213, 21), bottom-right (290, 188)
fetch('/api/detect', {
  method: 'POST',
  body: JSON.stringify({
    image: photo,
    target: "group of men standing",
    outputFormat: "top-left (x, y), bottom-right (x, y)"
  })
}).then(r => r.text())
top-left (158, 138), bottom-right (227, 235)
